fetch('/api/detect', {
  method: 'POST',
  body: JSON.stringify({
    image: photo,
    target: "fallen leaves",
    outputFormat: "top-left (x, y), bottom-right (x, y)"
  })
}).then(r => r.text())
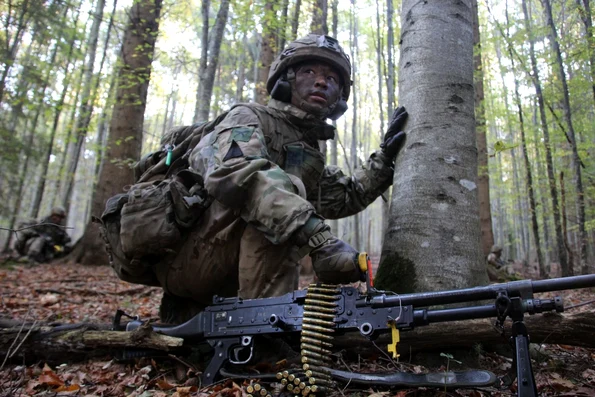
top-left (1, 261), bottom-right (594, 397)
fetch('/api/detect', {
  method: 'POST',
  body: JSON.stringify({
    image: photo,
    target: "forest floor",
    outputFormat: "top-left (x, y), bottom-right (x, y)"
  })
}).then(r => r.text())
top-left (0, 259), bottom-right (594, 397)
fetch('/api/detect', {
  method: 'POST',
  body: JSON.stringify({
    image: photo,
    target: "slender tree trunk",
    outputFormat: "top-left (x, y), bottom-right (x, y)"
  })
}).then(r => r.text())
top-left (30, 6), bottom-right (83, 219)
top-left (541, 0), bottom-right (588, 274)
top-left (377, 0), bottom-right (488, 292)
top-left (256, 2), bottom-right (276, 105)
top-left (520, 0), bottom-right (568, 276)
top-left (278, 0), bottom-right (290, 52)
top-left (311, 0), bottom-right (328, 35)
top-left (193, 0), bottom-right (209, 123)
top-left (70, 0), bottom-right (163, 265)
top-left (0, 0), bottom-right (32, 104)
top-left (235, 33), bottom-right (247, 103)
top-left (195, 0), bottom-right (230, 121)
top-left (291, 0), bottom-right (302, 40)
top-left (494, 41), bottom-right (527, 263)
top-left (349, 0), bottom-right (360, 248)
top-left (507, 60), bottom-right (545, 277)
top-left (504, 5), bottom-right (545, 277)
top-left (472, 0), bottom-right (494, 258)
top-left (329, 0), bottom-right (339, 234)
top-left (61, 0), bottom-right (106, 212)
top-left (559, 172), bottom-right (575, 272)
top-left (575, 0), bottom-right (595, 104)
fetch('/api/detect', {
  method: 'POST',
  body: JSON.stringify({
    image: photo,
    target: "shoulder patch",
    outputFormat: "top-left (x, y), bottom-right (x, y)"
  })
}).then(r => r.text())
top-left (229, 126), bottom-right (255, 143)
top-left (223, 141), bottom-right (244, 161)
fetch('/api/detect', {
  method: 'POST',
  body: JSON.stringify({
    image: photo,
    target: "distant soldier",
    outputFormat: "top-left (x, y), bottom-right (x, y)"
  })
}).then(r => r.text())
top-left (14, 206), bottom-right (72, 263)
top-left (487, 245), bottom-right (505, 269)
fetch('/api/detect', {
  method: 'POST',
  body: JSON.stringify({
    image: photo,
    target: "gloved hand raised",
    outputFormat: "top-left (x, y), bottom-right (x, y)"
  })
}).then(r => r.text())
top-left (294, 216), bottom-right (363, 284)
top-left (380, 106), bottom-right (408, 160)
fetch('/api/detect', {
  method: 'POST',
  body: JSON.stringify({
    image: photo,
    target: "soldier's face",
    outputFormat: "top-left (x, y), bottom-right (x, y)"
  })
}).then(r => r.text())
top-left (291, 62), bottom-right (342, 116)
top-left (51, 214), bottom-right (64, 225)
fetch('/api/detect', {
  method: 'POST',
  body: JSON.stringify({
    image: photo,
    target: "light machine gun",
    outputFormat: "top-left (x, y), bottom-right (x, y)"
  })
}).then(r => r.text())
top-left (117, 255), bottom-right (595, 397)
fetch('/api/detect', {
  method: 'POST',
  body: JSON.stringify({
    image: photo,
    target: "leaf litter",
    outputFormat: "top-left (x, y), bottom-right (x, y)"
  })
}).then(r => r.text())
top-left (0, 260), bottom-right (594, 396)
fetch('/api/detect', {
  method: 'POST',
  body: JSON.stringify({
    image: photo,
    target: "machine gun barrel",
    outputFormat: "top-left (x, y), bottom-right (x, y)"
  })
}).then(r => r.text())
top-left (366, 274), bottom-right (595, 308)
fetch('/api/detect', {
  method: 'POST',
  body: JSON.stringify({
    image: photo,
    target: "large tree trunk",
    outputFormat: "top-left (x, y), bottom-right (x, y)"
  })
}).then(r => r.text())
top-left (377, 0), bottom-right (488, 293)
top-left (521, 0), bottom-right (568, 276)
top-left (69, 0), bottom-right (163, 265)
top-left (541, 0), bottom-right (588, 274)
top-left (472, 0), bottom-right (494, 259)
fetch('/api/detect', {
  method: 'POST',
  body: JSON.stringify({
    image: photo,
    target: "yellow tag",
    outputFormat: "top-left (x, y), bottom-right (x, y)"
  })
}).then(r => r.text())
top-left (358, 252), bottom-right (368, 273)
top-left (387, 322), bottom-right (400, 359)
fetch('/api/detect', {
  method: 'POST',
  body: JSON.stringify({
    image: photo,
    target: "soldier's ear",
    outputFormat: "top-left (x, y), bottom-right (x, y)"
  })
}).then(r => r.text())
top-left (271, 75), bottom-right (292, 103)
top-left (327, 99), bottom-right (348, 120)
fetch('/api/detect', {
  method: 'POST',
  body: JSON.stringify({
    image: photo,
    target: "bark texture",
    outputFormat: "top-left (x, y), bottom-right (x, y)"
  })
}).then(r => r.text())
top-left (70, 0), bottom-right (163, 265)
top-left (377, 0), bottom-right (487, 293)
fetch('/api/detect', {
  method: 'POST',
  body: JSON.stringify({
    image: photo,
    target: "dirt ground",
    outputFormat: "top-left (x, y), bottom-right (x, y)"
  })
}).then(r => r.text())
top-left (0, 260), bottom-right (594, 397)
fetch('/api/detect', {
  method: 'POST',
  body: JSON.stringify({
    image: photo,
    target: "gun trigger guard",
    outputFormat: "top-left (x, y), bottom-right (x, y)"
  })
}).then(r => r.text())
top-left (229, 336), bottom-right (254, 365)
top-left (387, 320), bottom-right (400, 360)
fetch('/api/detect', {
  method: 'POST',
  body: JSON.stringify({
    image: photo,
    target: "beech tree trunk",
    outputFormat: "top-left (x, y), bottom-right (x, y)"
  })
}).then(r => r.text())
top-left (70, 0), bottom-right (163, 265)
top-left (521, 0), bottom-right (568, 276)
top-left (377, 0), bottom-right (488, 293)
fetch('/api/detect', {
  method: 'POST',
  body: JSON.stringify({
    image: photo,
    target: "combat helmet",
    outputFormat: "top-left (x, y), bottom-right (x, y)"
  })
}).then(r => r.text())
top-left (267, 34), bottom-right (352, 120)
top-left (51, 206), bottom-right (66, 218)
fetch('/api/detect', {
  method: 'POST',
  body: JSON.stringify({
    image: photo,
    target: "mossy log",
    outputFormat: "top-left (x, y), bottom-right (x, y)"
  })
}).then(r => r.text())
top-left (0, 319), bottom-right (184, 363)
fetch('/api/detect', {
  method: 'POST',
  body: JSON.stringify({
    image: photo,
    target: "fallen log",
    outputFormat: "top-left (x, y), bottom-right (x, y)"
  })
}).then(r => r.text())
top-left (1, 311), bottom-right (592, 364)
top-left (0, 319), bottom-right (183, 364)
top-left (334, 311), bottom-right (595, 354)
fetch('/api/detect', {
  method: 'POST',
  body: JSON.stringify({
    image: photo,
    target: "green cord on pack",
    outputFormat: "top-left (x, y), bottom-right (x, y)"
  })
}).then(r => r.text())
top-left (165, 144), bottom-right (173, 166)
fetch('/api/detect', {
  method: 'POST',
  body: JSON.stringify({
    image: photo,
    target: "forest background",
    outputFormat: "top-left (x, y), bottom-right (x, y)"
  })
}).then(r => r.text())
top-left (0, 0), bottom-right (593, 284)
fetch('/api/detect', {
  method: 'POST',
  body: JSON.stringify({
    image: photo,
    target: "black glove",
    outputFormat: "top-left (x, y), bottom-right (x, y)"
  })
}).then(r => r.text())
top-left (309, 237), bottom-right (362, 284)
top-left (381, 106), bottom-right (408, 159)
top-left (294, 216), bottom-right (363, 284)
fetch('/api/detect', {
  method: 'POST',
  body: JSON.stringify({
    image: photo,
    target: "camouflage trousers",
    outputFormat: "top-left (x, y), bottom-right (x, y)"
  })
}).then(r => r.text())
top-left (156, 220), bottom-right (300, 320)
top-left (22, 236), bottom-right (53, 263)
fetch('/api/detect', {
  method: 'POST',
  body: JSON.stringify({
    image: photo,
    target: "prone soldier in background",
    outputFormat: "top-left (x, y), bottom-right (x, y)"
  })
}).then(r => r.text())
top-left (14, 206), bottom-right (72, 264)
top-left (153, 34), bottom-right (409, 323)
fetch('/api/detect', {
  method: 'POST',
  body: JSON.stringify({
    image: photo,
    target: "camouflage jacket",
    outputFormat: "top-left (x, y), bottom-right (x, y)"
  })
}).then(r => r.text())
top-left (26, 216), bottom-right (71, 246)
top-left (189, 99), bottom-right (394, 244)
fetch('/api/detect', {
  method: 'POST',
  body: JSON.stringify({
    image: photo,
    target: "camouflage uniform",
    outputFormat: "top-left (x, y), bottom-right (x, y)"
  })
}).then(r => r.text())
top-left (156, 98), bottom-right (394, 308)
top-left (15, 215), bottom-right (72, 263)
